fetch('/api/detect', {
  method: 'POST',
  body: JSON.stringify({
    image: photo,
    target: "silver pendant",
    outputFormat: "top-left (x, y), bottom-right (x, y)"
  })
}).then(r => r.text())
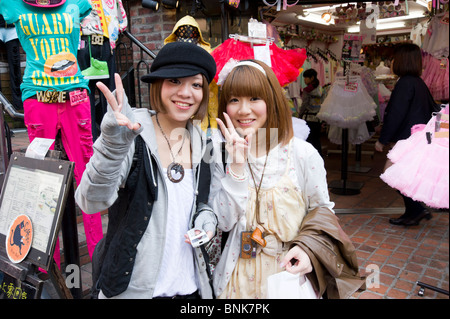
top-left (167, 162), bottom-right (184, 183)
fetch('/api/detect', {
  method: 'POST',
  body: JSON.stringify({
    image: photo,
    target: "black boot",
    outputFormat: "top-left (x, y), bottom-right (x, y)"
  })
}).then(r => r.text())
top-left (389, 212), bottom-right (412, 225)
top-left (402, 210), bottom-right (433, 226)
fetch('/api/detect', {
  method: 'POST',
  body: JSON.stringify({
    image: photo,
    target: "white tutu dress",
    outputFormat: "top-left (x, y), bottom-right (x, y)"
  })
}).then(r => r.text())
top-left (317, 76), bottom-right (377, 129)
top-left (380, 105), bottom-right (449, 209)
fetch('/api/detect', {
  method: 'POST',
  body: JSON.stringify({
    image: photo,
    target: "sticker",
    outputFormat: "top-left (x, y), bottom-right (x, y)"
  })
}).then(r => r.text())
top-left (6, 215), bottom-right (33, 264)
top-left (69, 90), bottom-right (88, 106)
top-left (344, 82), bottom-right (358, 92)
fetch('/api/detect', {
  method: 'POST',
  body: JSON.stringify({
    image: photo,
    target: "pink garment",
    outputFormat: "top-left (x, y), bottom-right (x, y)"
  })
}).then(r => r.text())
top-left (23, 97), bottom-right (104, 262)
top-left (422, 54), bottom-right (449, 101)
top-left (380, 105), bottom-right (449, 209)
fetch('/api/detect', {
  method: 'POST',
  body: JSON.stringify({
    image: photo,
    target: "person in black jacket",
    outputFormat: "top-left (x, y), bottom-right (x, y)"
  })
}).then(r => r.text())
top-left (375, 43), bottom-right (439, 226)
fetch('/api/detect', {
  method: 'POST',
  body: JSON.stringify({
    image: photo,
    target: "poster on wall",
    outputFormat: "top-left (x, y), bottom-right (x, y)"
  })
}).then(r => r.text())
top-left (342, 34), bottom-right (364, 62)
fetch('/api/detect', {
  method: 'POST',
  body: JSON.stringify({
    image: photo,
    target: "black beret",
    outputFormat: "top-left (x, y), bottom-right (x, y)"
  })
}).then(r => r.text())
top-left (141, 42), bottom-right (217, 84)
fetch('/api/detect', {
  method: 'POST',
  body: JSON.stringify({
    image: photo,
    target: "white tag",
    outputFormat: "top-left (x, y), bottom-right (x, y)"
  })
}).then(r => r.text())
top-left (25, 138), bottom-right (54, 160)
top-left (253, 43), bottom-right (272, 67)
top-left (248, 19), bottom-right (267, 39)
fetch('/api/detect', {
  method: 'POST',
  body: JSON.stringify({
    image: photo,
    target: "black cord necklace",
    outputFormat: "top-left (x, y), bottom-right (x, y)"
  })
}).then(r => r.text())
top-left (155, 113), bottom-right (187, 183)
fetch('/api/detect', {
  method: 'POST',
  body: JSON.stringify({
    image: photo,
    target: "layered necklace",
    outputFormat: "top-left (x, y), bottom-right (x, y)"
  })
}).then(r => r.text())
top-left (155, 113), bottom-right (187, 183)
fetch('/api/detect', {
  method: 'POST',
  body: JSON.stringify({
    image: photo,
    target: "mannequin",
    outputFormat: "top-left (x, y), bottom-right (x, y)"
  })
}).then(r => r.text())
top-left (0, 0), bottom-right (103, 263)
top-left (0, 15), bottom-right (22, 111)
top-left (164, 15), bottom-right (219, 134)
top-left (77, 0), bottom-right (128, 141)
top-left (375, 61), bottom-right (391, 75)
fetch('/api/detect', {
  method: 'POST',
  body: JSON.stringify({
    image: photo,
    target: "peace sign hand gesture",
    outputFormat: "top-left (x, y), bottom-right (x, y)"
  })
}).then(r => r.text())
top-left (96, 73), bottom-right (141, 133)
top-left (216, 112), bottom-right (252, 176)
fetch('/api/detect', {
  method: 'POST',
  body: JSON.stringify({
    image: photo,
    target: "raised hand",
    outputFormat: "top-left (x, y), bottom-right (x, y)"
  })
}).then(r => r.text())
top-left (216, 112), bottom-right (252, 171)
top-left (96, 73), bottom-right (141, 131)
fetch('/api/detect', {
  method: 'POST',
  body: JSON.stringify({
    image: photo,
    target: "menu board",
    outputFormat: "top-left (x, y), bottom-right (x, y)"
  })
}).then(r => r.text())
top-left (0, 153), bottom-right (73, 270)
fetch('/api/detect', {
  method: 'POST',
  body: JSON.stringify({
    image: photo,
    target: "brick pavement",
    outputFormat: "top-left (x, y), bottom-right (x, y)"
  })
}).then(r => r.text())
top-left (8, 130), bottom-right (449, 299)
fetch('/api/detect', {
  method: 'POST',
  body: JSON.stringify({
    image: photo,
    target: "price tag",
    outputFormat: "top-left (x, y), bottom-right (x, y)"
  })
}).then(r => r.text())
top-left (344, 82), bottom-right (358, 92)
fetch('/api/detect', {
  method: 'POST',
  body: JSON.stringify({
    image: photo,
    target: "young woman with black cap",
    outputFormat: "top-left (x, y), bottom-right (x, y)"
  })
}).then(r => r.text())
top-left (75, 41), bottom-right (218, 299)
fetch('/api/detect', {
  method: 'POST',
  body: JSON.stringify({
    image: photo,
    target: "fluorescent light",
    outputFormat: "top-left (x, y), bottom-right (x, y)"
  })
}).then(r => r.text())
top-left (303, 3), bottom-right (358, 13)
top-left (348, 22), bottom-right (406, 33)
top-left (415, 0), bottom-right (430, 8)
top-left (377, 11), bottom-right (425, 23)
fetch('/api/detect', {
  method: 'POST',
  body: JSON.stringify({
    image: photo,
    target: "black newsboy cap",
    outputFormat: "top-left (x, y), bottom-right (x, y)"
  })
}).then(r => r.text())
top-left (141, 42), bottom-right (217, 84)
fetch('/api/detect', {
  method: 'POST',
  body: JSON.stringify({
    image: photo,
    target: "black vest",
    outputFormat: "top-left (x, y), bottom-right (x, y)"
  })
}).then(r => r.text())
top-left (91, 135), bottom-right (211, 298)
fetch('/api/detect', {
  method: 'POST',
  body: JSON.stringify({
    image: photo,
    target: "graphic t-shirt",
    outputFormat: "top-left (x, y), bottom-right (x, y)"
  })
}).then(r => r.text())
top-left (0, 0), bottom-right (92, 101)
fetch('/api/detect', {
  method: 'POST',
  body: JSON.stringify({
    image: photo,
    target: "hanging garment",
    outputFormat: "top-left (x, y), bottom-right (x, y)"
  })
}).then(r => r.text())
top-left (317, 76), bottom-right (377, 129)
top-left (211, 38), bottom-right (307, 87)
top-left (380, 105), bottom-right (449, 209)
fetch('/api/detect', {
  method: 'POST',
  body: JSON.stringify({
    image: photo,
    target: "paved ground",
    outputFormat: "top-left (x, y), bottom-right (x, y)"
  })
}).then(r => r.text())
top-left (9, 129), bottom-right (449, 299)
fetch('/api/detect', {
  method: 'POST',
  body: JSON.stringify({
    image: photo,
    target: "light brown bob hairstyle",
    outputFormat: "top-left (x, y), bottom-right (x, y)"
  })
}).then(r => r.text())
top-left (149, 75), bottom-right (210, 121)
top-left (218, 59), bottom-right (294, 149)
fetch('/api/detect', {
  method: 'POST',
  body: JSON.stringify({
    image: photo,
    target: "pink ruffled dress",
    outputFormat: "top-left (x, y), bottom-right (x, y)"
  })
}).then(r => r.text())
top-left (380, 105), bottom-right (449, 209)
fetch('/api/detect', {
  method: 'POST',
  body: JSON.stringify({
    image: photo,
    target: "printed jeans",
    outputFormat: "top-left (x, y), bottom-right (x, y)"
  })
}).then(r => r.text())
top-left (24, 98), bottom-right (104, 264)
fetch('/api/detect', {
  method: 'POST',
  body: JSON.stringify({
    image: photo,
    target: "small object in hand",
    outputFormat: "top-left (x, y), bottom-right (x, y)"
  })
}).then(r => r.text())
top-left (187, 228), bottom-right (209, 248)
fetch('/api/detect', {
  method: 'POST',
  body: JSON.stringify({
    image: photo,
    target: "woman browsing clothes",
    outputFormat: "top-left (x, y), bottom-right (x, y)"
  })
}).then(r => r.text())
top-left (209, 59), bottom-right (365, 299)
top-left (75, 42), bottom-right (217, 299)
top-left (375, 43), bottom-right (440, 226)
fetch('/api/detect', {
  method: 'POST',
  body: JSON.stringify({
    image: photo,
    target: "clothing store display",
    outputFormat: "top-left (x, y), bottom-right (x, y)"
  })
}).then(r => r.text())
top-left (164, 15), bottom-right (211, 51)
top-left (163, 15), bottom-right (218, 132)
top-left (422, 15), bottom-right (449, 59)
top-left (77, 35), bottom-right (116, 141)
top-left (1, 1), bottom-right (90, 101)
top-left (318, 76), bottom-right (377, 129)
top-left (81, 56), bottom-right (110, 80)
top-left (327, 122), bottom-right (371, 145)
top-left (211, 38), bottom-right (307, 87)
top-left (78, 1), bottom-right (127, 141)
top-left (80, 0), bottom-right (127, 50)
top-left (374, 62), bottom-right (391, 76)
top-left (1, 0), bottom-right (104, 260)
top-left (422, 53), bottom-right (449, 102)
top-left (0, 15), bottom-right (23, 110)
top-left (291, 117), bottom-right (310, 141)
top-left (380, 105), bottom-right (449, 209)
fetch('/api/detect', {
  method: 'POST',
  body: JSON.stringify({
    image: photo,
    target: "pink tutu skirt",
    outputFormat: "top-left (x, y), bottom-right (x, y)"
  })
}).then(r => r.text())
top-left (317, 76), bottom-right (377, 129)
top-left (380, 106), bottom-right (449, 209)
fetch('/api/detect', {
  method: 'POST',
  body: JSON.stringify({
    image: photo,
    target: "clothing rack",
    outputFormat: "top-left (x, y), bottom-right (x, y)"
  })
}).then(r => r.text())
top-left (229, 33), bottom-right (275, 45)
top-left (328, 61), bottom-right (364, 195)
top-left (316, 48), bottom-right (329, 62)
top-left (326, 49), bottom-right (338, 62)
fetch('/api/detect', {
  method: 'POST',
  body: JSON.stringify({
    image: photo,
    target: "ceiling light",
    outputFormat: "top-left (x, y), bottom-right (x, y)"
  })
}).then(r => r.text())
top-left (303, 3), bottom-right (358, 13)
top-left (142, 0), bottom-right (159, 11)
top-left (348, 21), bottom-right (407, 33)
top-left (162, 0), bottom-right (179, 8)
top-left (321, 12), bottom-right (332, 23)
top-left (297, 13), bottom-right (334, 25)
top-left (415, 0), bottom-right (430, 8)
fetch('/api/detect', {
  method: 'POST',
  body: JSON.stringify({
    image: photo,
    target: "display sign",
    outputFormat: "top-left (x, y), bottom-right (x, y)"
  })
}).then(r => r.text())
top-left (342, 34), bottom-right (364, 62)
top-left (0, 153), bottom-right (73, 270)
top-left (0, 271), bottom-right (39, 299)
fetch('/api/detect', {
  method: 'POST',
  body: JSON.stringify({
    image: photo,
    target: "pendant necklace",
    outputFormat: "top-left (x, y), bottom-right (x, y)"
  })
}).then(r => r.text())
top-left (156, 113), bottom-right (187, 183)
